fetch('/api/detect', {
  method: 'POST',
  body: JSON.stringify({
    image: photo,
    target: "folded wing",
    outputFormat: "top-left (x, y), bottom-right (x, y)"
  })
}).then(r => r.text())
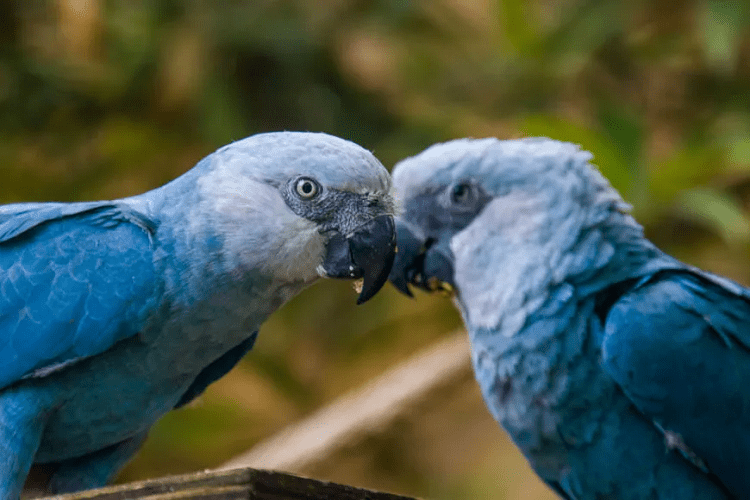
top-left (0, 202), bottom-right (158, 389)
top-left (602, 269), bottom-right (750, 497)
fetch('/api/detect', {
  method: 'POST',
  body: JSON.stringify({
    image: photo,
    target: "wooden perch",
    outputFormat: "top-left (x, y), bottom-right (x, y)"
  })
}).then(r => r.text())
top-left (220, 332), bottom-right (472, 473)
top-left (39, 467), bottom-right (419, 500)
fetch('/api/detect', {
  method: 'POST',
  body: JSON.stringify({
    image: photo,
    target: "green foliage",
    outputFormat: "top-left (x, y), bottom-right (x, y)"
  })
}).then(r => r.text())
top-left (699, 0), bottom-right (750, 72)
top-left (676, 186), bottom-right (750, 246)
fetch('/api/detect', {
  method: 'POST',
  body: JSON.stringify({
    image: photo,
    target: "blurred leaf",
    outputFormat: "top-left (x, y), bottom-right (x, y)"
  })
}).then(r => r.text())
top-left (99, 118), bottom-right (163, 164)
top-left (728, 137), bottom-right (750, 168)
top-left (596, 101), bottom-right (644, 167)
top-left (542, 0), bottom-right (627, 73)
top-left (595, 99), bottom-right (647, 205)
top-left (675, 186), bottom-right (750, 245)
top-left (103, 2), bottom-right (160, 97)
top-left (698, 0), bottom-right (749, 72)
top-left (648, 144), bottom-right (725, 207)
top-left (714, 113), bottom-right (750, 170)
top-left (497, 0), bottom-right (540, 57)
top-left (200, 73), bottom-right (248, 144)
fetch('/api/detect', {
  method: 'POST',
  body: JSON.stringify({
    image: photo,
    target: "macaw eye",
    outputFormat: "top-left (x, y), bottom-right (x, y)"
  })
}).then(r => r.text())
top-left (450, 183), bottom-right (474, 205)
top-left (295, 178), bottom-right (320, 199)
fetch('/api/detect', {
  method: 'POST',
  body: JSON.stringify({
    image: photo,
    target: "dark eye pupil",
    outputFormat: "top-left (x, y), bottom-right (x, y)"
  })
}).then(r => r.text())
top-left (296, 178), bottom-right (318, 198)
top-left (452, 184), bottom-right (470, 203)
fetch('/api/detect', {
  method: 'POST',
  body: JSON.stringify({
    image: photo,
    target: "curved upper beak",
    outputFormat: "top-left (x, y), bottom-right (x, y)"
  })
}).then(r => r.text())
top-left (322, 214), bottom-right (396, 304)
top-left (388, 219), bottom-right (455, 297)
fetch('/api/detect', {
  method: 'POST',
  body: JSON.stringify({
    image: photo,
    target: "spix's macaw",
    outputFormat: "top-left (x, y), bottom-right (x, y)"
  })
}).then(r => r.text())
top-left (390, 137), bottom-right (746, 499)
top-left (0, 131), bottom-right (396, 498)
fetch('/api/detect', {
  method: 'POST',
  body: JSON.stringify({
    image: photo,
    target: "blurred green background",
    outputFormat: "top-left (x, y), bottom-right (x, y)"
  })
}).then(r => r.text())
top-left (3, 1), bottom-right (750, 499)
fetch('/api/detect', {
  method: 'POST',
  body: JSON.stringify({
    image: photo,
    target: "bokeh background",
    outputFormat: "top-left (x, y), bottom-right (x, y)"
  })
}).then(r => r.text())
top-left (3, 1), bottom-right (750, 499)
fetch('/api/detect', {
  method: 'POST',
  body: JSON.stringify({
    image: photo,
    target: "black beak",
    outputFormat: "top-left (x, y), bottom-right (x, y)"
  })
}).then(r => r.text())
top-left (322, 215), bottom-right (396, 304)
top-left (388, 219), bottom-right (455, 297)
top-left (388, 221), bottom-right (423, 296)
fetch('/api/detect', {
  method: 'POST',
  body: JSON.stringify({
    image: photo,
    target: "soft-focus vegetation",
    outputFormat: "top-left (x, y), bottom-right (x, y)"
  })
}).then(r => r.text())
top-left (3, 1), bottom-right (750, 499)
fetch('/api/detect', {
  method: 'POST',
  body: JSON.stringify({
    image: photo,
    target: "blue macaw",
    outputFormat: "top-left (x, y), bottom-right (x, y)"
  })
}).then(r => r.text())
top-left (389, 137), bottom-right (747, 499)
top-left (0, 131), bottom-right (396, 499)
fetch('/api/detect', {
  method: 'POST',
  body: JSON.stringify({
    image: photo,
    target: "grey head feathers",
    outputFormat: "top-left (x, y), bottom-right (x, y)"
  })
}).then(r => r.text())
top-left (393, 137), bottom-right (626, 218)
top-left (130, 131), bottom-right (396, 285)
top-left (213, 132), bottom-right (393, 198)
top-left (392, 137), bottom-right (650, 333)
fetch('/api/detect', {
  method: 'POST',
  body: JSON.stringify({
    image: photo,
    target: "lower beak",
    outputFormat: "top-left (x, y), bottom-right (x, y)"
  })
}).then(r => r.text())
top-left (388, 219), bottom-right (455, 297)
top-left (322, 215), bottom-right (396, 304)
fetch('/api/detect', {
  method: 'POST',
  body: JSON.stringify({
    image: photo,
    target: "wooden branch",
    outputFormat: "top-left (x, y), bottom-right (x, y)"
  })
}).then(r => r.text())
top-left (219, 332), bottom-right (472, 473)
top-left (39, 467), bottom-right (419, 500)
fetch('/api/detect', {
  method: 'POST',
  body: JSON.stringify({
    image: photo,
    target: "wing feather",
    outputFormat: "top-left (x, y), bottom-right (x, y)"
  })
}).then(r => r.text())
top-left (0, 202), bottom-right (159, 389)
top-left (602, 270), bottom-right (750, 497)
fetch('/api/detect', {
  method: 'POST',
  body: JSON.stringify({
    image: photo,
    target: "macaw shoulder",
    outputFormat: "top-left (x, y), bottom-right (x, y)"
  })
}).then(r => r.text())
top-left (604, 269), bottom-right (750, 351)
top-left (0, 201), bottom-right (156, 243)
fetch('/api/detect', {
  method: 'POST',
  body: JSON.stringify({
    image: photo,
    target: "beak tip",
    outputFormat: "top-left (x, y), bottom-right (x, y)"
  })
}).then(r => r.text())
top-left (389, 275), bottom-right (414, 297)
top-left (324, 215), bottom-right (396, 305)
top-left (356, 275), bottom-right (388, 304)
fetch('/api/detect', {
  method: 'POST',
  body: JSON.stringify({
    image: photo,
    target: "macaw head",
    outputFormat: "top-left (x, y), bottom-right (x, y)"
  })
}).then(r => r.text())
top-left (388, 137), bottom-right (638, 329)
top-left (179, 131), bottom-right (396, 304)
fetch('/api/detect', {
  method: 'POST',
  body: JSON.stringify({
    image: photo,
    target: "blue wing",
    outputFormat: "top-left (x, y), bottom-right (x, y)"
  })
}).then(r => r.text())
top-left (0, 202), bottom-right (158, 389)
top-left (601, 269), bottom-right (750, 497)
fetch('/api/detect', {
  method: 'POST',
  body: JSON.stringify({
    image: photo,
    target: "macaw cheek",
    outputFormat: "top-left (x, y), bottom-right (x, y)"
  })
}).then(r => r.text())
top-left (321, 215), bottom-right (396, 304)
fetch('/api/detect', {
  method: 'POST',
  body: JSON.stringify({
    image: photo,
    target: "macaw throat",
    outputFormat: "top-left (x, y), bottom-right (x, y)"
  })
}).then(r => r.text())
top-left (322, 214), bottom-right (396, 304)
